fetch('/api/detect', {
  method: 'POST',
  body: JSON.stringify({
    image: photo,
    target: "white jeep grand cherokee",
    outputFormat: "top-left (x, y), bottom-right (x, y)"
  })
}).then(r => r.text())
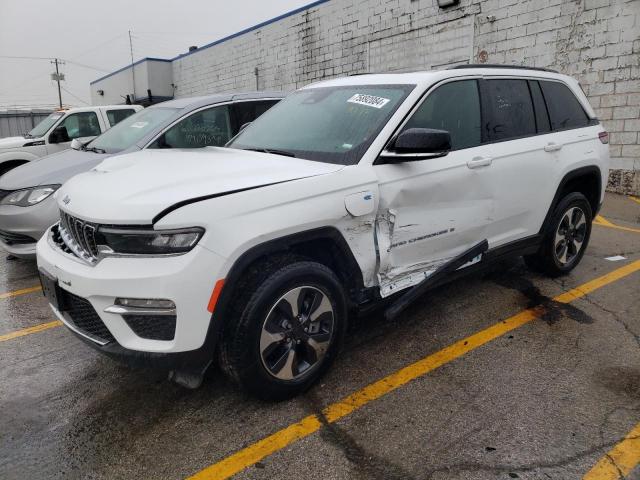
top-left (37, 66), bottom-right (609, 400)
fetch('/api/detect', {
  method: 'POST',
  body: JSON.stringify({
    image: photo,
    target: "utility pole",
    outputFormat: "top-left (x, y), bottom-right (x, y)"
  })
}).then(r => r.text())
top-left (128, 30), bottom-right (136, 102)
top-left (50, 58), bottom-right (65, 109)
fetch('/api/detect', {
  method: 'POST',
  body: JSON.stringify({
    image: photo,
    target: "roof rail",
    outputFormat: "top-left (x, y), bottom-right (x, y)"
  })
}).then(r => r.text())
top-left (449, 64), bottom-right (558, 73)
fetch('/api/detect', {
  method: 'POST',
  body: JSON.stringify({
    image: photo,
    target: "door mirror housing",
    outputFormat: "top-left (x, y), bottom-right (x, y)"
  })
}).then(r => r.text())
top-left (70, 138), bottom-right (85, 150)
top-left (49, 125), bottom-right (70, 144)
top-left (380, 128), bottom-right (451, 162)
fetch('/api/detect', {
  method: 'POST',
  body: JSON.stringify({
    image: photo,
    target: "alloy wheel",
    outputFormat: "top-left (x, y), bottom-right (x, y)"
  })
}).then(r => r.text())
top-left (260, 286), bottom-right (335, 381)
top-left (554, 206), bottom-right (587, 266)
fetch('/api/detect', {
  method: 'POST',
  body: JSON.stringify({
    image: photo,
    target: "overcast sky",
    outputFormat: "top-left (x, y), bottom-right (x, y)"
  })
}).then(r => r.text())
top-left (0, 0), bottom-right (310, 109)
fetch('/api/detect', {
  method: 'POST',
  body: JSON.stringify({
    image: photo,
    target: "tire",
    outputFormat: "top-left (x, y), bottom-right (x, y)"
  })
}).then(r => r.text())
top-left (219, 258), bottom-right (347, 401)
top-left (524, 192), bottom-right (593, 277)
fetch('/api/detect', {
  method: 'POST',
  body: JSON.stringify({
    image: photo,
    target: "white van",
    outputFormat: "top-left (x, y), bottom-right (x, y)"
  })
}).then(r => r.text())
top-left (0, 105), bottom-right (142, 175)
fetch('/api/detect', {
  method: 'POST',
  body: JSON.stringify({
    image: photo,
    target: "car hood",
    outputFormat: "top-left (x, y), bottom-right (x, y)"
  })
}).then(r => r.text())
top-left (59, 147), bottom-right (345, 224)
top-left (0, 136), bottom-right (30, 150)
top-left (0, 148), bottom-right (111, 190)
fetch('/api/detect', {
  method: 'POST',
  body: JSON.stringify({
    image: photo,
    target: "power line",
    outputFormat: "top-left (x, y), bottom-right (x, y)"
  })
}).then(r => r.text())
top-left (0, 55), bottom-right (55, 60)
top-left (60, 86), bottom-right (89, 105)
top-left (67, 33), bottom-right (129, 61)
top-left (64, 59), bottom-right (111, 72)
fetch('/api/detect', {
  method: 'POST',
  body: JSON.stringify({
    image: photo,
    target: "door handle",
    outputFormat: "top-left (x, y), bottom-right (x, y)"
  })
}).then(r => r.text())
top-left (467, 156), bottom-right (492, 169)
top-left (544, 142), bottom-right (563, 152)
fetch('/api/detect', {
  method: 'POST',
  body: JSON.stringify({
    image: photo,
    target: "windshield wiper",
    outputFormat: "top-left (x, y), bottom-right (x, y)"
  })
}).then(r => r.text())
top-left (243, 147), bottom-right (296, 158)
top-left (83, 146), bottom-right (106, 154)
top-left (23, 133), bottom-right (33, 139)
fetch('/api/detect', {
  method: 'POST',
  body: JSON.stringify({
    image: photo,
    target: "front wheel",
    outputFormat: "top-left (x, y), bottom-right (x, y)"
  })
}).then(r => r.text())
top-left (219, 260), bottom-right (346, 400)
top-left (525, 192), bottom-right (593, 277)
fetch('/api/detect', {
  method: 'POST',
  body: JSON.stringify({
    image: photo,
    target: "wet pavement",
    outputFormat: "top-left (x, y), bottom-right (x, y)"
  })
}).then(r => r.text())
top-left (0, 193), bottom-right (639, 480)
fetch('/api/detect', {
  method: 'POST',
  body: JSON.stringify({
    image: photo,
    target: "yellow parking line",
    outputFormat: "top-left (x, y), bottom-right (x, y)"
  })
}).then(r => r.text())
top-left (0, 320), bottom-right (61, 342)
top-left (583, 421), bottom-right (640, 479)
top-left (0, 285), bottom-right (59, 342)
top-left (629, 195), bottom-right (640, 206)
top-left (187, 259), bottom-right (640, 480)
top-left (594, 215), bottom-right (640, 234)
top-left (595, 215), bottom-right (615, 226)
top-left (0, 285), bottom-right (42, 299)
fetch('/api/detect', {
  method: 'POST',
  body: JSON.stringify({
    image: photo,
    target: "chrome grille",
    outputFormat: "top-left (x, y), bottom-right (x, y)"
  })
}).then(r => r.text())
top-left (57, 211), bottom-right (99, 264)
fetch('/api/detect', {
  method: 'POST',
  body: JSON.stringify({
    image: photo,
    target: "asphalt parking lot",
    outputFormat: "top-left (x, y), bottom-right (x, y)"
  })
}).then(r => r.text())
top-left (1, 192), bottom-right (639, 480)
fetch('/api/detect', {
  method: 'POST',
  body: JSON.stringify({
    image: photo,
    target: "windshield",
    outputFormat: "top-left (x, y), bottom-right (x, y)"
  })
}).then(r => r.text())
top-left (87, 107), bottom-right (178, 153)
top-left (228, 85), bottom-right (414, 165)
top-left (27, 112), bottom-right (65, 138)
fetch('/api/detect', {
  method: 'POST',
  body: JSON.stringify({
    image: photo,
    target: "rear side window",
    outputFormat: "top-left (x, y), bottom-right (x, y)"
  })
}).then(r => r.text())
top-left (232, 100), bottom-right (280, 132)
top-left (539, 81), bottom-right (591, 130)
top-left (482, 79), bottom-right (536, 142)
top-left (107, 109), bottom-right (136, 127)
top-left (149, 105), bottom-right (232, 149)
top-left (403, 79), bottom-right (481, 150)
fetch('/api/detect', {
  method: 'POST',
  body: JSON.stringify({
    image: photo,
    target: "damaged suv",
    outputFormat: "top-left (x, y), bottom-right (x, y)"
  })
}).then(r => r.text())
top-left (37, 66), bottom-right (609, 400)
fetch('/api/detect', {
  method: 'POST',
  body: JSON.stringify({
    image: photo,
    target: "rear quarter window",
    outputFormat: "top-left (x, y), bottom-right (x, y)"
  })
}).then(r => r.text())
top-left (539, 81), bottom-right (591, 130)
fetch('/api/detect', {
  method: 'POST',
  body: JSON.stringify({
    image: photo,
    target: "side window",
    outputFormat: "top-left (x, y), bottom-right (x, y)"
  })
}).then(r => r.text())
top-left (150, 105), bottom-right (232, 149)
top-left (57, 112), bottom-right (102, 139)
top-left (232, 100), bottom-right (280, 132)
top-left (482, 79), bottom-right (536, 142)
top-left (528, 80), bottom-right (551, 134)
top-left (107, 109), bottom-right (136, 127)
top-left (539, 80), bottom-right (591, 130)
top-left (403, 80), bottom-right (481, 150)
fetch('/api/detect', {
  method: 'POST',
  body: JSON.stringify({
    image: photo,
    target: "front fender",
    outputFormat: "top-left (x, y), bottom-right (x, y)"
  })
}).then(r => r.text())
top-left (155, 164), bottom-right (380, 288)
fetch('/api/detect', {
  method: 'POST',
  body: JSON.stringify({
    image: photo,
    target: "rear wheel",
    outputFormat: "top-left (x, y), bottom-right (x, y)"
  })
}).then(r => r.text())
top-left (525, 192), bottom-right (592, 277)
top-left (219, 259), bottom-right (346, 400)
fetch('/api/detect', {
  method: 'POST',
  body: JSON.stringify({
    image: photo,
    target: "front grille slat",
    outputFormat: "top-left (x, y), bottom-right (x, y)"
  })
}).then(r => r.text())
top-left (83, 223), bottom-right (98, 258)
top-left (54, 210), bottom-right (99, 264)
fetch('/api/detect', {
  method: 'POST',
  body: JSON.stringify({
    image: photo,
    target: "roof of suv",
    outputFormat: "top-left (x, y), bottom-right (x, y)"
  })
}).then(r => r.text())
top-left (305, 66), bottom-right (575, 89)
top-left (155, 91), bottom-right (287, 110)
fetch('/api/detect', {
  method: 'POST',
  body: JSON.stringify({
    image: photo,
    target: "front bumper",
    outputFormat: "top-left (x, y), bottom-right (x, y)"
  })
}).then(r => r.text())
top-left (36, 228), bottom-right (228, 363)
top-left (0, 195), bottom-right (58, 258)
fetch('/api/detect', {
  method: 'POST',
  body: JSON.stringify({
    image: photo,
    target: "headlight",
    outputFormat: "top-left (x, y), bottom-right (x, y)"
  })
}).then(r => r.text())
top-left (0, 185), bottom-right (60, 207)
top-left (96, 227), bottom-right (204, 255)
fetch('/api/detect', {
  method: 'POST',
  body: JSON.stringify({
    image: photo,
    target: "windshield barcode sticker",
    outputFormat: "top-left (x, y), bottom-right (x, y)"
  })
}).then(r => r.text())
top-left (347, 94), bottom-right (390, 109)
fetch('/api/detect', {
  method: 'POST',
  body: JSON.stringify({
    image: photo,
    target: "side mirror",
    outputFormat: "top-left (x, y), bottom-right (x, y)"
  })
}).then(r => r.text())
top-left (70, 138), bottom-right (85, 150)
top-left (381, 128), bottom-right (451, 162)
top-left (49, 125), bottom-right (70, 144)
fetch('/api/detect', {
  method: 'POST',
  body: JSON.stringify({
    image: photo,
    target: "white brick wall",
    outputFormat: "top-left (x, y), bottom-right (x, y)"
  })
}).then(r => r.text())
top-left (168, 0), bottom-right (639, 192)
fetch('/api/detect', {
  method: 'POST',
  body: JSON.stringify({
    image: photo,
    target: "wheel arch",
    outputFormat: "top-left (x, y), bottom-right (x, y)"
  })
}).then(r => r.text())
top-left (0, 159), bottom-right (30, 176)
top-left (220, 226), bottom-right (365, 305)
top-left (200, 227), bottom-right (367, 354)
top-left (539, 166), bottom-right (602, 236)
top-left (207, 227), bottom-right (365, 340)
top-left (0, 150), bottom-right (39, 163)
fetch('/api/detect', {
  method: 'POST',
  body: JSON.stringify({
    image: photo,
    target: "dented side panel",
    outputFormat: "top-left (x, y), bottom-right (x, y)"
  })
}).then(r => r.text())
top-left (374, 147), bottom-right (496, 297)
